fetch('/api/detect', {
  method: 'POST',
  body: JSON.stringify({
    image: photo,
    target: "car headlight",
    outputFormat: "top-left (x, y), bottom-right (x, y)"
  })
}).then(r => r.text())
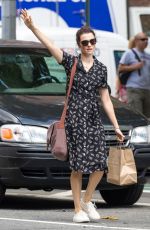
top-left (130, 126), bottom-right (150, 143)
top-left (0, 124), bottom-right (47, 143)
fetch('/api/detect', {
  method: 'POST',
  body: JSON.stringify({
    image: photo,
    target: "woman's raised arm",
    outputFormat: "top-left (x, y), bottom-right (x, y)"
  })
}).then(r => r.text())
top-left (20, 9), bottom-right (63, 63)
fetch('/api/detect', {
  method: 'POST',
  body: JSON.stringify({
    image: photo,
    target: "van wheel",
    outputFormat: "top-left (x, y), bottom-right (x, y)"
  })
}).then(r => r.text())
top-left (0, 183), bottom-right (6, 204)
top-left (100, 183), bottom-right (144, 206)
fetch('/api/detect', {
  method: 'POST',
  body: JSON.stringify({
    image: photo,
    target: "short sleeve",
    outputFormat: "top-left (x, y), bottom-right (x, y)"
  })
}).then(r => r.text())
top-left (60, 51), bottom-right (75, 77)
top-left (119, 50), bottom-right (133, 65)
top-left (99, 65), bottom-right (108, 88)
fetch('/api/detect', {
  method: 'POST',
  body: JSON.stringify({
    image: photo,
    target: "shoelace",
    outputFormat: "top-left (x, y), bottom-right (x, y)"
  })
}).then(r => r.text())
top-left (88, 201), bottom-right (97, 211)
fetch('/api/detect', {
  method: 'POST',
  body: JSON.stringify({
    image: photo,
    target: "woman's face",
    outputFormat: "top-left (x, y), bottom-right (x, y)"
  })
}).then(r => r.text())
top-left (79, 32), bottom-right (96, 56)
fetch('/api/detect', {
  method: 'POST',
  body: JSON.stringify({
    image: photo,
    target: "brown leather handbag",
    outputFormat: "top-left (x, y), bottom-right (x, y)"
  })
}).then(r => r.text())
top-left (47, 58), bottom-right (77, 161)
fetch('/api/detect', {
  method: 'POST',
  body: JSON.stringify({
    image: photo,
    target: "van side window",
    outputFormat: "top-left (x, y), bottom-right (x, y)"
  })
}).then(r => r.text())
top-left (113, 50), bottom-right (125, 70)
top-left (0, 53), bottom-right (67, 95)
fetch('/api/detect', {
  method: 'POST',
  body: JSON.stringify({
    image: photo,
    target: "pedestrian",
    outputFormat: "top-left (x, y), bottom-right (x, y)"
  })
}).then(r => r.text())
top-left (21, 9), bottom-right (124, 223)
top-left (118, 32), bottom-right (150, 118)
top-left (115, 36), bottom-right (136, 103)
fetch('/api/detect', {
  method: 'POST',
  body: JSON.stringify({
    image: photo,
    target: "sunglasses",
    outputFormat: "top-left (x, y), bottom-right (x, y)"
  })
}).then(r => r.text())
top-left (139, 38), bottom-right (148, 41)
top-left (80, 38), bottom-right (96, 46)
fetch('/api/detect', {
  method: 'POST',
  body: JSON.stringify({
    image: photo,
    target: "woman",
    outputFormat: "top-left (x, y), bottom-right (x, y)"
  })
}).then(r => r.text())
top-left (21, 9), bottom-right (124, 223)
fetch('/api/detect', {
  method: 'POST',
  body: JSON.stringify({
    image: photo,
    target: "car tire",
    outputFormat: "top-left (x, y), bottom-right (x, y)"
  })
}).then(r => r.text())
top-left (100, 183), bottom-right (144, 206)
top-left (0, 183), bottom-right (6, 204)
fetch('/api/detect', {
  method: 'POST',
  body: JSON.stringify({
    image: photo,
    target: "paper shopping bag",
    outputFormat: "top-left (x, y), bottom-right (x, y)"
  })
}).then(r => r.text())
top-left (107, 147), bottom-right (137, 186)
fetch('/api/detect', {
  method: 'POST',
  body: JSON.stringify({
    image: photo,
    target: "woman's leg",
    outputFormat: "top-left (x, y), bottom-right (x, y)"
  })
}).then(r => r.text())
top-left (70, 170), bottom-right (83, 213)
top-left (83, 171), bottom-right (104, 202)
top-left (80, 171), bottom-right (104, 221)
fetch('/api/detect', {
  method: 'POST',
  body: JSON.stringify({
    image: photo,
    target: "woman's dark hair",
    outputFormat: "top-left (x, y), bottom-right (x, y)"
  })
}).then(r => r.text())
top-left (76, 26), bottom-right (96, 46)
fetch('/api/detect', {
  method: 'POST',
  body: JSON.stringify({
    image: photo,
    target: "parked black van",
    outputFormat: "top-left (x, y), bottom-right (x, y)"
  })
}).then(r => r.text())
top-left (0, 40), bottom-right (149, 206)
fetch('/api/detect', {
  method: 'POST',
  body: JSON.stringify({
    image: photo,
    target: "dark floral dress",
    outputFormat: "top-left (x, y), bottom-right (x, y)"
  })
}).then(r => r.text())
top-left (61, 51), bottom-right (108, 174)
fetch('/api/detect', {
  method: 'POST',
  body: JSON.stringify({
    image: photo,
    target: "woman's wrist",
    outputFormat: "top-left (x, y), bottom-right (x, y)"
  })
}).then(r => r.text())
top-left (114, 127), bottom-right (120, 131)
top-left (30, 26), bottom-right (37, 31)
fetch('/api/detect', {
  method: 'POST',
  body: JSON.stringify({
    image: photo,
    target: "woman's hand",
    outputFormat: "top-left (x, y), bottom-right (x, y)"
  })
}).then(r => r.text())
top-left (115, 128), bottom-right (125, 142)
top-left (20, 9), bottom-right (34, 29)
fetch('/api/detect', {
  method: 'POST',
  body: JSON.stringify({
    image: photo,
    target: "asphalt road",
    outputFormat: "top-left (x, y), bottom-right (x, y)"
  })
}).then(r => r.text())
top-left (0, 185), bottom-right (149, 230)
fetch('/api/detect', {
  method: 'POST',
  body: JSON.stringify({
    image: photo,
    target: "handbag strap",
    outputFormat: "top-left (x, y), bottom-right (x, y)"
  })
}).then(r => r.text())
top-left (131, 49), bottom-right (141, 62)
top-left (131, 49), bottom-right (141, 76)
top-left (59, 58), bottom-right (77, 127)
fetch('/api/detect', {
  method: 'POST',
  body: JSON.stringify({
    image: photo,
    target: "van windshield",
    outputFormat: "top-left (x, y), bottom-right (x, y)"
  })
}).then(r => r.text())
top-left (0, 53), bottom-right (67, 95)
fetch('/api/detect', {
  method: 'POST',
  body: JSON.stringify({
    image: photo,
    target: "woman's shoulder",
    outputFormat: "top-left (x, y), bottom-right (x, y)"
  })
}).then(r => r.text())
top-left (61, 50), bottom-right (77, 66)
top-left (95, 58), bottom-right (107, 70)
top-left (62, 50), bottom-right (75, 60)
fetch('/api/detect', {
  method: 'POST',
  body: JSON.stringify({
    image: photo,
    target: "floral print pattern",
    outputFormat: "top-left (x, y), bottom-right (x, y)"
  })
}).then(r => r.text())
top-left (61, 51), bottom-right (108, 173)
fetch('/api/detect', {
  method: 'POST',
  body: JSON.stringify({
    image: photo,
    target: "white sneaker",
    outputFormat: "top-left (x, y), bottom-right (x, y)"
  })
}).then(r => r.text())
top-left (81, 199), bottom-right (100, 221)
top-left (73, 210), bottom-right (90, 223)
